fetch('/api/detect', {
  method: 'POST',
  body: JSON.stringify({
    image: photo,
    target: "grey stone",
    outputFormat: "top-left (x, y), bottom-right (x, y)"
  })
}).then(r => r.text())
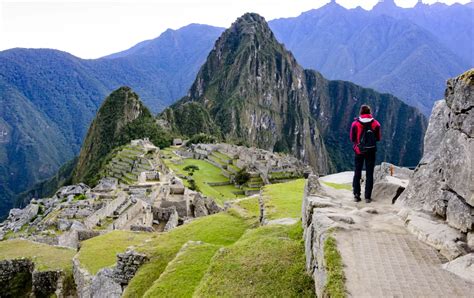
top-left (90, 268), bottom-right (122, 298)
top-left (328, 214), bottom-right (355, 224)
top-left (193, 194), bottom-right (209, 218)
top-left (93, 177), bottom-right (118, 193)
top-left (468, 232), bottom-right (474, 250)
top-left (32, 270), bottom-right (63, 298)
top-left (404, 213), bottom-right (465, 260)
top-left (374, 162), bottom-right (413, 183)
top-left (164, 208), bottom-right (179, 232)
top-left (56, 183), bottom-right (90, 199)
top-left (442, 253), bottom-right (474, 283)
top-left (446, 193), bottom-right (473, 232)
top-left (397, 73), bottom-right (474, 235)
top-left (57, 218), bottom-right (72, 231)
top-left (372, 181), bottom-right (405, 203)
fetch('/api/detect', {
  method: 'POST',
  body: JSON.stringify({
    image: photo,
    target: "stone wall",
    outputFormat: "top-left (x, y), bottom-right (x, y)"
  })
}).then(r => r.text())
top-left (0, 258), bottom-right (72, 297)
top-left (84, 192), bottom-right (127, 229)
top-left (302, 175), bottom-right (342, 297)
top-left (0, 258), bottom-right (34, 296)
top-left (397, 70), bottom-right (473, 238)
top-left (76, 250), bottom-right (149, 298)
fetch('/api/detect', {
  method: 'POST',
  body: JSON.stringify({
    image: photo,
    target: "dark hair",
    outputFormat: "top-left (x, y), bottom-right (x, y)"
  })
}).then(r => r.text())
top-left (360, 105), bottom-right (371, 115)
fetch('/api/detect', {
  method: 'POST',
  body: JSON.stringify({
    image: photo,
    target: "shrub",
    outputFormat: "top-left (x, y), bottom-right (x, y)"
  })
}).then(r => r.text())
top-left (188, 179), bottom-right (200, 192)
top-left (234, 168), bottom-right (251, 185)
top-left (183, 165), bottom-right (200, 172)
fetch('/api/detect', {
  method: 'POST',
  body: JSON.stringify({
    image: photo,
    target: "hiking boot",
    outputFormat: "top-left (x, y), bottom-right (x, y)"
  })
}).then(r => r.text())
top-left (354, 195), bottom-right (361, 202)
top-left (365, 198), bottom-right (372, 203)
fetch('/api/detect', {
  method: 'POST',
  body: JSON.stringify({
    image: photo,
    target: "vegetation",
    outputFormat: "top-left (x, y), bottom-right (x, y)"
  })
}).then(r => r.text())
top-left (195, 223), bottom-right (314, 297)
top-left (77, 230), bottom-right (153, 274)
top-left (234, 168), bottom-right (251, 185)
top-left (143, 243), bottom-right (220, 297)
top-left (323, 235), bottom-right (346, 298)
top-left (263, 179), bottom-right (306, 220)
top-left (164, 158), bottom-right (244, 203)
top-left (0, 239), bottom-right (75, 272)
top-left (321, 181), bottom-right (352, 191)
top-left (124, 212), bottom-right (250, 297)
top-left (72, 87), bottom-right (172, 186)
top-left (185, 133), bottom-right (218, 147)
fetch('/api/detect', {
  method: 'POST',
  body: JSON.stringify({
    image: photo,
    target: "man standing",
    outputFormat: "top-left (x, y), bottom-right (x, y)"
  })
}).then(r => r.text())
top-left (350, 105), bottom-right (381, 203)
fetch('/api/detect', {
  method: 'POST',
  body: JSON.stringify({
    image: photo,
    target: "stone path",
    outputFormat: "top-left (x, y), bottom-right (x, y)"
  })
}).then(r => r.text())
top-left (319, 172), bottom-right (474, 297)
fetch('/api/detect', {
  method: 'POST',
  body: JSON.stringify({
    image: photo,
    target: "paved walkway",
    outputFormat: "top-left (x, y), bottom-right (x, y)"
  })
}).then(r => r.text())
top-left (320, 173), bottom-right (474, 297)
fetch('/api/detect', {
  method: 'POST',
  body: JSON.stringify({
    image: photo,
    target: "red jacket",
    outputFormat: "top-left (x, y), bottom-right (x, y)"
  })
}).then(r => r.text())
top-left (350, 114), bottom-right (381, 155)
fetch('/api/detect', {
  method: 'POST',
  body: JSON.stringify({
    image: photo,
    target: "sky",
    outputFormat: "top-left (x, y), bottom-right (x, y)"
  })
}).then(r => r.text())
top-left (0, 0), bottom-right (471, 58)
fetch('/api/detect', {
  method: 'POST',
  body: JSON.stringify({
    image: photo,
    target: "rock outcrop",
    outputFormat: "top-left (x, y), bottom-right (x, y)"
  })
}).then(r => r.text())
top-left (397, 69), bottom-right (473, 235)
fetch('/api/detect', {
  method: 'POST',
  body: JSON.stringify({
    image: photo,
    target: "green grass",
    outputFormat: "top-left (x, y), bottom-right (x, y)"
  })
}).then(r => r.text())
top-left (77, 230), bottom-right (153, 274)
top-left (234, 197), bottom-right (261, 219)
top-left (165, 158), bottom-right (244, 203)
top-left (124, 212), bottom-right (250, 297)
top-left (323, 235), bottom-right (346, 298)
top-left (212, 151), bottom-right (232, 162)
top-left (321, 181), bottom-right (352, 191)
top-left (195, 223), bottom-right (314, 297)
top-left (263, 179), bottom-right (306, 220)
top-left (143, 242), bottom-right (220, 297)
top-left (0, 239), bottom-right (75, 271)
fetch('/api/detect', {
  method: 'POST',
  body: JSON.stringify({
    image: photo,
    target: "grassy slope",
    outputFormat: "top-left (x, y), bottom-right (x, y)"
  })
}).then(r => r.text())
top-left (0, 239), bottom-right (75, 271)
top-left (195, 223), bottom-right (314, 297)
top-left (77, 230), bottom-right (153, 275)
top-left (143, 242), bottom-right (220, 298)
top-left (263, 179), bottom-right (306, 220)
top-left (124, 212), bottom-right (250, 297)
top-left (75, 179), bottom-right (313, 297)
top-left (164, 157), bottom-right (244, 203)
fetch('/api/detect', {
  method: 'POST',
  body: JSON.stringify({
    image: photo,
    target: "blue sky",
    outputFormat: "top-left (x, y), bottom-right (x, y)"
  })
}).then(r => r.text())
top-left (0, 0), bottom-right (470, 58)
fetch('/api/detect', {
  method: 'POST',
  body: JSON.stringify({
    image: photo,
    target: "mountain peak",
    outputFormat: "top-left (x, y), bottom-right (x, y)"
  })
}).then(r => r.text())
top-left (227, 12), bottom-right (272, 40)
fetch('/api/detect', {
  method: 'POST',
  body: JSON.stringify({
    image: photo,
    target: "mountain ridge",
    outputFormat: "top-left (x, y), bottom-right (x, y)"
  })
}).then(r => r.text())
top-left (162, 12), bottom-right (427, 172)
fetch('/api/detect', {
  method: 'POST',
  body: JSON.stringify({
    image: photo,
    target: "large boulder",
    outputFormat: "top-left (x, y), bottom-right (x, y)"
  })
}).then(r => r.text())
top-left (374, 162), bottom-right (413, 183)
top-left (397, 70), bottom-right (474, 234)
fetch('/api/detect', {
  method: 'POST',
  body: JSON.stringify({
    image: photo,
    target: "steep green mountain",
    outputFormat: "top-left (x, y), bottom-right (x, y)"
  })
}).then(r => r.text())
top-left (0, 25), bottom-right (221, 216)
top-left (162, 13), bottom-right (331, 174)
top-left (162, 13), bottom-right (427, 172)
top-left (72, 87), bottom-right (171, 185)
top-left (269, 1), bottom-right (470, 115)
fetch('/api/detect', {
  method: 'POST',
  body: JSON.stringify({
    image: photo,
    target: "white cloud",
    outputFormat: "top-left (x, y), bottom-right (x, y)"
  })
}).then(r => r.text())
top-left (0, 0), bottom-right (470, 58)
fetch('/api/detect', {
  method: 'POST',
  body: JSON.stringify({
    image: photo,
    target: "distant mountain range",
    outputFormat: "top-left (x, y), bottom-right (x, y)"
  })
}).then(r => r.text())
top-left (270, 1), bottom-right (471, 115)
top-left (0, 25), bottom-right (222, 216)
top-left (0, 2), bottom-right (471, 217)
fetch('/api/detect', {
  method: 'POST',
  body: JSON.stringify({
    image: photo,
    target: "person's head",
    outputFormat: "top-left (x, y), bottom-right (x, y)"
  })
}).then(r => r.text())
top-left (360, 105), bottom-right (371, 115)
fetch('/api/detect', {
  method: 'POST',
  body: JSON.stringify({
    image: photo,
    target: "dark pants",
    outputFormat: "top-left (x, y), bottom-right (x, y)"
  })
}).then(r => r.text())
top-left (353, 151), bottom-right (376, 199)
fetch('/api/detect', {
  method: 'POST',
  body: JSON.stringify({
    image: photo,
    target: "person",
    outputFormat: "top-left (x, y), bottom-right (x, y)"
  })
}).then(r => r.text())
top-left (350, 105), bottom-right (381, 203)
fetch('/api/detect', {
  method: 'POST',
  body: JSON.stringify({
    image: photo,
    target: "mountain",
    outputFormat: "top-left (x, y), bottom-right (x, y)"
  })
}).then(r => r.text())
top-left (162, 13), bottom-right (331, 173)
top-left (0, 25), bottom-right (221, 216)
top-left (162, 13), bottom-right (427, 172)
top-left (72, 86), bottom-right (171, 186)
top-left (269, 1), bottom-right (471, 115)
top-left (372, 0), bottom-right (474, 65)
top-left (2, 2), bottom-right (469, 216)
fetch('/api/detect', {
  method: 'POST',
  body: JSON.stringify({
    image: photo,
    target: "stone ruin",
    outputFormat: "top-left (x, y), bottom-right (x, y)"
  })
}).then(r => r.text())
top-left (0, 139), bottom-right (222, 249)
top-left (169, 142), bottom-right (311, 195)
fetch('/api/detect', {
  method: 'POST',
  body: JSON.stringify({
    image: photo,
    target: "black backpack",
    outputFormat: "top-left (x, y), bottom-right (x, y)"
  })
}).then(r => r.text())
top-left (357, 120), bottom-right (377, 153)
